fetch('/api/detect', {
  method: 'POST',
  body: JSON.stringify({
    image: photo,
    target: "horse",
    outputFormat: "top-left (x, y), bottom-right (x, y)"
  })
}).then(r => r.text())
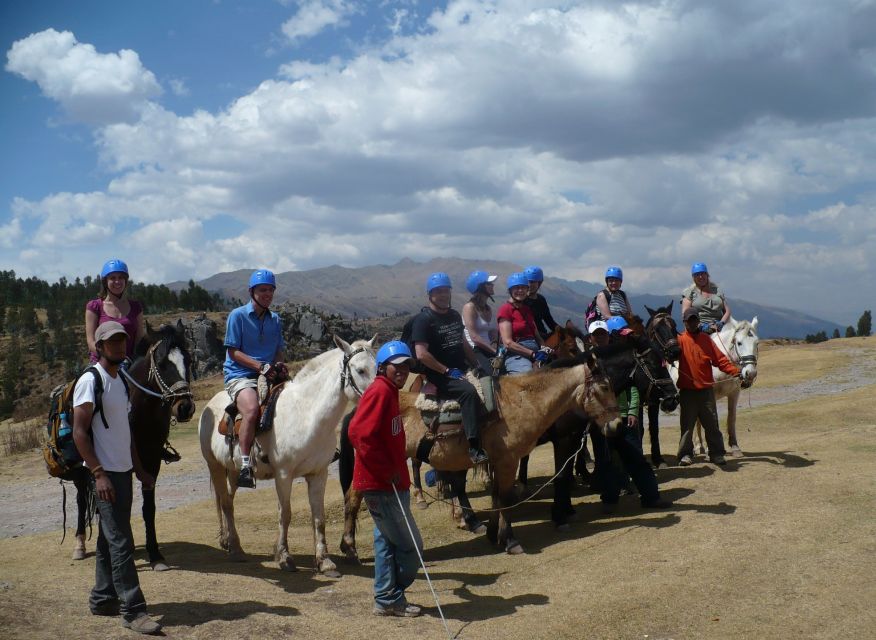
top-left (691, 317), bottom-right (759, 457)
top-left (199, 335), bottom-right (377, 576)
top-left (341, 350), bottom-right (620, 558)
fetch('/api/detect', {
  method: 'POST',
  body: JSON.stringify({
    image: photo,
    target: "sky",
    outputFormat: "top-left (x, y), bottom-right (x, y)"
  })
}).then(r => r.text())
top-left (2, 0), bottom-right (876, 325)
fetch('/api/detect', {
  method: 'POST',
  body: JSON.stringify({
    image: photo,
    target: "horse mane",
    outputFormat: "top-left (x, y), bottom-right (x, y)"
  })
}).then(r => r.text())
top-left (293, 338), bottom-right (375, 381)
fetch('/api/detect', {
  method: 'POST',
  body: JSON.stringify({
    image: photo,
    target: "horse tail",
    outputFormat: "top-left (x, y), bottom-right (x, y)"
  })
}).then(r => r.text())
top-left (338, 409), bottom-right (357, 498)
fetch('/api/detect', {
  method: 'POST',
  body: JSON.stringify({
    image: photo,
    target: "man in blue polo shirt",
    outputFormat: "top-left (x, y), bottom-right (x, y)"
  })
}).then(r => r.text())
top-left (224, 269), bottom-right (286, 488)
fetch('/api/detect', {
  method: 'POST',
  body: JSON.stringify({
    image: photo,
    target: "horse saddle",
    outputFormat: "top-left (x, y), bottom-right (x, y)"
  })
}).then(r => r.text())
top-left (219, 378), bottom-right (286, 440)
top-left (413, 373), bottom-right (497, 436)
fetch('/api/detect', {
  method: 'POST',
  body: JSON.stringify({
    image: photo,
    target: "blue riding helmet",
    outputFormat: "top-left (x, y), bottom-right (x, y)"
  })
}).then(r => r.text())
top-left (100, 258), bottom-right (129, 279)
top-left (691, 262), bottom-right (709, 275)
top-left (606, 316), bottom-right (629, 333)
top-left (605, 266), bottom-right (623, 280)
top-left (249, 269), bottom-right (276, 289)
top-left (376, 341), bottom-right (412, 367)
top-left (465, 270), bottom-right (496, 294)
top-left (507, 272), bottom-right (530, 290)
top-left (426, 272), bottom-right (452, 293)
top-left (524, 266), bottom-right (544, 282)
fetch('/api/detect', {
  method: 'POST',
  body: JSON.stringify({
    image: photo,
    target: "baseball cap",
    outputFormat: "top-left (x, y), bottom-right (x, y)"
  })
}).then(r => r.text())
top-left (588, 320), bottom-right (609, 334)
top-left (94, 321), bottom-right (127, 343)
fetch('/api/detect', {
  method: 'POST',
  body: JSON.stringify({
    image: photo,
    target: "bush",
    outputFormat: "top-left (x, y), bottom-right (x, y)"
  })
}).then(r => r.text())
top-left (1, 420), bottom-right (43, 456)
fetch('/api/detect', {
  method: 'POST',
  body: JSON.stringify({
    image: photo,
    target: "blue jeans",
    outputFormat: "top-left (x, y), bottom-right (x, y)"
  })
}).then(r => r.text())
top-left (363, 490), bottom-right (423, 608)
top-left (90, 471), bottom-right (147, 621)
top-left (505, 338), bottom-right (538, 375)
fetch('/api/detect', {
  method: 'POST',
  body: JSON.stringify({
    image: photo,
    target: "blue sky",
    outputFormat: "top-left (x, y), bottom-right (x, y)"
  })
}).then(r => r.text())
top-left (2, 0), bottom-right (876, 324)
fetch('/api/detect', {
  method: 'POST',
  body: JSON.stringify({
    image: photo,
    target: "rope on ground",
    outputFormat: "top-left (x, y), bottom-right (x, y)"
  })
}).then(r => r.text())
top-left (392, 483), bottom-right (453, 640)
top-left (417, 436), bottom-right (587, 513)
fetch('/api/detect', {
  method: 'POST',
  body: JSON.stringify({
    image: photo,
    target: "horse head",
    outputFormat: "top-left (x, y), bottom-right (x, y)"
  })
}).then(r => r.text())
top-left (333, 333), bottom-right (378, 401)
top-left (719, 317), bottom-right (759, 385)
top-left (545, 321), bottom-right (584, 359)
top-left (630, 335), bottom-right (679, 413)
top-left (137, 319), bottom-right (196, 422)
top-left (645, 300), bottom-right (681, 362)
top-left (571, 351), bottom-right (619, 425)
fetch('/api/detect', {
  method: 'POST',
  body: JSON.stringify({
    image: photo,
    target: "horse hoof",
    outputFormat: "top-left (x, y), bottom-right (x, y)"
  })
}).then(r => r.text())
top-left (471, 523), bottom-right (487, 535)
top-left (279, 558), bottom-right (298, 572)
top-left (151, 561), bottom-right (170, 572)
top-left (321, 567), bottom-right (342, 579)
top-left (415, 500), bottom-right (429, 510)
top-left (506, 543), bottom-right (525, 555)
top-left (730, 446), bottom-right (744, 458)
top-left (656, 461), bottom-right (668, 470)
top-left (228, 550), bottom-right (246, 563)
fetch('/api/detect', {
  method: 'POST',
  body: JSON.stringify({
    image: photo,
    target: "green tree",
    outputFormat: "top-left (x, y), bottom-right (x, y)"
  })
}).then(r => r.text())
top-left (0, 336), bottom-right (22, 418)
top-left (845, 326), bottom-right (856, 338)
top-left (832, 328), bottom-right (840, 339)
top-left (19, 303), bottom-right (39, 335)
top-left (857, 310), bottom-right (872, 337)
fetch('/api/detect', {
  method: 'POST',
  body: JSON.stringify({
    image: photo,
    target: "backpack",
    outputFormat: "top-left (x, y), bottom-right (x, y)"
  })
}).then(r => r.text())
top-left (584, 288), bottom-right (629, 328)
top-left (400, 308), bottom-right (431, 374)
top-left (42, 366), bottom-right (128, 480)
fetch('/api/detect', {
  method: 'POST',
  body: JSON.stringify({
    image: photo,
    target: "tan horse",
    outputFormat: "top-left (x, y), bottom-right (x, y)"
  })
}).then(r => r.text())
top-left (341, 352), bottom-right (619, 557)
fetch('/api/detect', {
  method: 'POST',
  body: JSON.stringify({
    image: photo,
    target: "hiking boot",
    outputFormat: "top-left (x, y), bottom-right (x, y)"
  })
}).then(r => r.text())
top-left (160, 443), bottom-right (181, 464)
top-left (72, 534), bottom-right (86, 560)
top-left (90, 601), bottom-right (120, 617)
top-left (710, 454), bottom-right (727, 466)
top-left (237, 466), bottom-right (256, 488)
top-left (641, 498), bottom-right (672, 509)
top-left (678, 455), bottom-right (693, 467)
top-left (469, 448), bottom-right (489, 465)
top-left (373, 602), bottom-right (422, 617)
top-left (122, 612), bottom-right (162, 634)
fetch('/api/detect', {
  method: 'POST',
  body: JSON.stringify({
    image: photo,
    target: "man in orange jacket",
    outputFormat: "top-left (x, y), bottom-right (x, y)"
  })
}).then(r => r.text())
top-left (676, 308), bottom-right (741, 466)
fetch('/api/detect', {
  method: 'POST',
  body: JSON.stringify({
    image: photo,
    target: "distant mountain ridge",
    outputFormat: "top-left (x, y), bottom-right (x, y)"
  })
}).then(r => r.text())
top-left (170, 257), bottom-right (843, 339)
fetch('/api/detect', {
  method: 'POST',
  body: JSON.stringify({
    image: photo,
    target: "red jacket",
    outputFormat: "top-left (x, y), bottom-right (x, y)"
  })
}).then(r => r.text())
top-left (677, 330), bottom-right (741, 390)
top-left (348, 374), bottom-right (411, 492)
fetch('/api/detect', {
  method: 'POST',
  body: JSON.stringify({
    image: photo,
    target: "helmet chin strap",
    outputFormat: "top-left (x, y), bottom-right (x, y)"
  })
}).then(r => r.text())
top-left (251, 290), bottom-right (271, 313)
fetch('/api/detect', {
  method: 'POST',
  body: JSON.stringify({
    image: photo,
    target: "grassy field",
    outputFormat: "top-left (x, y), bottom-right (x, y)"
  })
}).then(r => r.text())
top-left (0, 338), bottom-right (874, 639)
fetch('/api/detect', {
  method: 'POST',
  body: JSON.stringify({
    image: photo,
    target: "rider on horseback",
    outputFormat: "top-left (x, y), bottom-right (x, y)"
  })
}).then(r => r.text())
top-left (594, 266), bottom-right (631, 322)
top-left (681, 262), bottom-right (731, 334)
top-left (223, 269), bottom-right (287, 488)
top-left (522, 265), bottom-right (558, 339)
top-left (410, 272), bottom-right (488, 465)
top-left (499, 272), bottom-right (552, 374)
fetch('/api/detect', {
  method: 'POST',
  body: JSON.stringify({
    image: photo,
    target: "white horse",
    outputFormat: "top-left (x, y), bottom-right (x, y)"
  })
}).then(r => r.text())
top-left (199, 335), bottom-right (377, 576)
top-left (691, 317), bottom-right (759, 457)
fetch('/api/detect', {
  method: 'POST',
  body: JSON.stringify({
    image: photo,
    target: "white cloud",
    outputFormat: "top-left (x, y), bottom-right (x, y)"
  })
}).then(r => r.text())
top-left (5, 28), bottom-right (161, 125)
top-left (281, 1), bottom-right (355, 43)
top-left (167, 77), bottom-right (190, 97)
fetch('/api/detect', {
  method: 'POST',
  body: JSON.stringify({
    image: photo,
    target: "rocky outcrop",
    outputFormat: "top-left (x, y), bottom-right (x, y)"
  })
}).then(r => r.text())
top-left (183, 313), bottom-right (225, 378)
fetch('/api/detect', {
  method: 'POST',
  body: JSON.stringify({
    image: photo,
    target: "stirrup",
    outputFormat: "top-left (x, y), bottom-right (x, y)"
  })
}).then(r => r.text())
top-left (161, 443), bottom-right (181, 464)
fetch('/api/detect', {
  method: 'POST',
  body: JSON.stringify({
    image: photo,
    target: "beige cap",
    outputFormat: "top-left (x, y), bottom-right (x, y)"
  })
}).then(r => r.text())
top-left (94, 321), bottom-right (127, 343)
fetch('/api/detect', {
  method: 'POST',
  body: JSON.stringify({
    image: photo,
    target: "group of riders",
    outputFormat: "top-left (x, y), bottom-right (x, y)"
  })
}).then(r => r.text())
top-left (74, 256), bottom-right (743, 630)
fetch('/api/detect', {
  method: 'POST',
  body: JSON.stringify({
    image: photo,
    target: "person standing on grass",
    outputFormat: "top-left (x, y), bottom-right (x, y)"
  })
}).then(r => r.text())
top-left (72, 321), bottom-right (161, 635)
top-left (348, 340), bottom-right (424, 618)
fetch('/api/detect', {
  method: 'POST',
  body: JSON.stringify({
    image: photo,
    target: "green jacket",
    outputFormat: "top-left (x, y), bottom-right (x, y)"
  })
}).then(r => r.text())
top-left (617, 385), bottom-right (639, 418)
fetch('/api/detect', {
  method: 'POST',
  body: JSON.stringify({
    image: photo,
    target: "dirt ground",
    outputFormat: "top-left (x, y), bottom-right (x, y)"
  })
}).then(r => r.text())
top-left (0, 337), bottom-right (874, 639)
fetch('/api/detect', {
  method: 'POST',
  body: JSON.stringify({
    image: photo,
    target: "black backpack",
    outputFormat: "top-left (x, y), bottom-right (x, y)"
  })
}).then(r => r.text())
top-left (400, 308), bottom-right (431, 374)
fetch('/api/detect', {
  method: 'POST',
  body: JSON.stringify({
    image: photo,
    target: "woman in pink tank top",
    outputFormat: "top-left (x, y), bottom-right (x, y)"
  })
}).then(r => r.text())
top-left (85, 258), bottom-right (145, 363)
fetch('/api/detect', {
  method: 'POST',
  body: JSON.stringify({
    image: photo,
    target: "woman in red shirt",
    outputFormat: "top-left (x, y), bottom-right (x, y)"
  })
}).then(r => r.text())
top-left (497, 272), bottom-right (550, 374)
top-left (348, 341), bottom-right (423, 618)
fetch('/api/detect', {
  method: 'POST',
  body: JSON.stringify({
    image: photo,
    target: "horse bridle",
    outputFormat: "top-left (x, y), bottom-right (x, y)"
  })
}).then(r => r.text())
top-left (717, 326), bottom-right (758, 369)
top-left (631, 347), bottom-right (678, 404)
top-left (646, 313), bottom-right (679, 360)
top-left (121, 340), bottom-right (193, 404)
top-left (339, 347), bottom-right (369, 397)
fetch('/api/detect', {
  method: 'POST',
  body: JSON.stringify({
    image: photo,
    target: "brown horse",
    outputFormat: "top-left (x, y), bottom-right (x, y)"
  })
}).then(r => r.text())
top-left (341, 351), bottom-right (619, 557)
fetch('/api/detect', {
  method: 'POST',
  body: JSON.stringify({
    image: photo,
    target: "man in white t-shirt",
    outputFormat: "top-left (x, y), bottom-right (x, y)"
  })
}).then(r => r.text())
top-left (72, 321), bottom-right (161, 635)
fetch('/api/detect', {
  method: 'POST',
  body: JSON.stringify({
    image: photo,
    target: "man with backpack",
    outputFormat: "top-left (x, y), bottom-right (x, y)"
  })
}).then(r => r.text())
top-left (409, 272), bottom-right (488, 464)
top-left (72, 321), bottom-right (162, 635)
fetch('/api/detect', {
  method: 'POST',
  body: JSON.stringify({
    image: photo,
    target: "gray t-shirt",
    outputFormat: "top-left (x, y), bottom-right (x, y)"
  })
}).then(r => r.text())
top-left (682, 282), bottom-right (726, 324)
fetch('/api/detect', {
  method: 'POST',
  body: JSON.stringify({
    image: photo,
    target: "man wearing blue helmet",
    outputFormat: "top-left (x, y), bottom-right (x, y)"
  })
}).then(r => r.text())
top-left (593, 266), bottom-right (631, 325)
top-left (681, 263), bottom-right (731, 334)
top-left (410, 273), bottom-right (487, 464)
top-left (348, 341), bottom-right (423, 618)
top-left (223, 269), bottom-right (286, 488)
top-left (522, 265), bottom-right (558, 338)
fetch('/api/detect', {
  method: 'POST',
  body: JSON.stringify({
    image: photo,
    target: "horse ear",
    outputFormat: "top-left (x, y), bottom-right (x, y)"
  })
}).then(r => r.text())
top-left (144, 319), bottom-right (154, 339)
top-left (645, 305), bottom-right (656, 317)
top-left (367, 333), bottom-right (378, 347)
top-left (585, 350), bottom-right (598, 371)
top-left (575, 337), bottom-right (586, 353)
top-left (176, 318), bottom-right (185, 335)
top-left (750, 316), bottom-right (758, 332)
top-left (332, 334), bottom-right (352, 354)
top-left (667, 299), bottom-right (674, 313)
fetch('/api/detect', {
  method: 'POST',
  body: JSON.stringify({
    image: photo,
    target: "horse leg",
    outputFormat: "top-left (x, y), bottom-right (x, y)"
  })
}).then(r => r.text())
top-left (517, 454), bottom-right (530, 487)
top-left (72, 469), bottom-right (89, 560)
top-left (551, 433), bottom-right (576, 530)
top-left (486, 470), bottom-right (500, 546)
top-left (340, 488), bottom-right (363, 563)
top-left (410, 459), bottom-right (428, 510)
top-left (274, 473), bottom-right (297, 572)
top-left (453, 472), bottom-right (485, 534)
top-left (305, 469), bottom-right (340, 577)
top-left (726, 388), bottom-right (743, 457)
top-left (141, 486), bottom-right (168, 571)
top-left (648, 403), bottom-right (666, 468)
top-left (494, 465), bottom-right (523, 554)
top-left (209, 461), bottom-right (244, 559)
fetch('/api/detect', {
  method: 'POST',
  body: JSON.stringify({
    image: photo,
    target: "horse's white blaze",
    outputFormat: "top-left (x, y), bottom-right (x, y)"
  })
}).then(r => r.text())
top-left (168, 348), bottom-right (186, 381)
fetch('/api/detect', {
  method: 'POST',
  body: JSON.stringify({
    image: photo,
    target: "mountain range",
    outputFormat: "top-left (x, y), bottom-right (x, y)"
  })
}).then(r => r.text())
top-left (171, 257), bottom-right (842, 339)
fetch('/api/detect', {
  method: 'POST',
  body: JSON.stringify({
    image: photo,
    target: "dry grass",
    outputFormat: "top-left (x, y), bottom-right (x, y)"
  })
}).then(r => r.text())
top-left (0, 339), bottom-right (874, 640)
top-left (0, 418), bottom-right (43, 456)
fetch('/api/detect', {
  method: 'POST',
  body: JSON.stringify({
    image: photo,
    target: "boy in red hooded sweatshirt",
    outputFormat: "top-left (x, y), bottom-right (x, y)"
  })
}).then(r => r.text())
top-left (348, 340), bottom-right (423, 618)
top-left (676, 308), bottom-right (741, 466)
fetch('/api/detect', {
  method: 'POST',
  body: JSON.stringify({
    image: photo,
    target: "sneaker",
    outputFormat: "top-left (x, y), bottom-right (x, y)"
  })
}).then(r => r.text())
top-left (90, 601), bottom-right (120, 617)
top-left (122, 612), bottom-right (162, 634)
top-left (678, 455), bottom-right (693, 467)
top-left (373, 602), bottom-right (422, 617)
top-left (237, 466), bottom-right (256, 488)
top-left (641, 498), bottom-right (672, 509)
top-left (710, 455), bottom-right (727, 466)
top-left (469, 448), bottom-right (489, 465)
top-left (160, 443), bottom-right (181, 464)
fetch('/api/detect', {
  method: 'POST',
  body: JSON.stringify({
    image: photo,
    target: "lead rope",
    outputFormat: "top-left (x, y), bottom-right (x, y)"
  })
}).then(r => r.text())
top-left (391, 483), bottom-right (453, 639)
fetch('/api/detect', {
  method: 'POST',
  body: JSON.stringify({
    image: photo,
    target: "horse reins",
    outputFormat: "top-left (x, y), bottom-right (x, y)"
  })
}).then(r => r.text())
top-left (631, 347), bottom-right (677, 404)
top-left (646, 313), bottom-right (680, 360)
top-left (339, 347), bottom-right (369, 397)
top-left (120, 340), bottom-right (193, 404)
